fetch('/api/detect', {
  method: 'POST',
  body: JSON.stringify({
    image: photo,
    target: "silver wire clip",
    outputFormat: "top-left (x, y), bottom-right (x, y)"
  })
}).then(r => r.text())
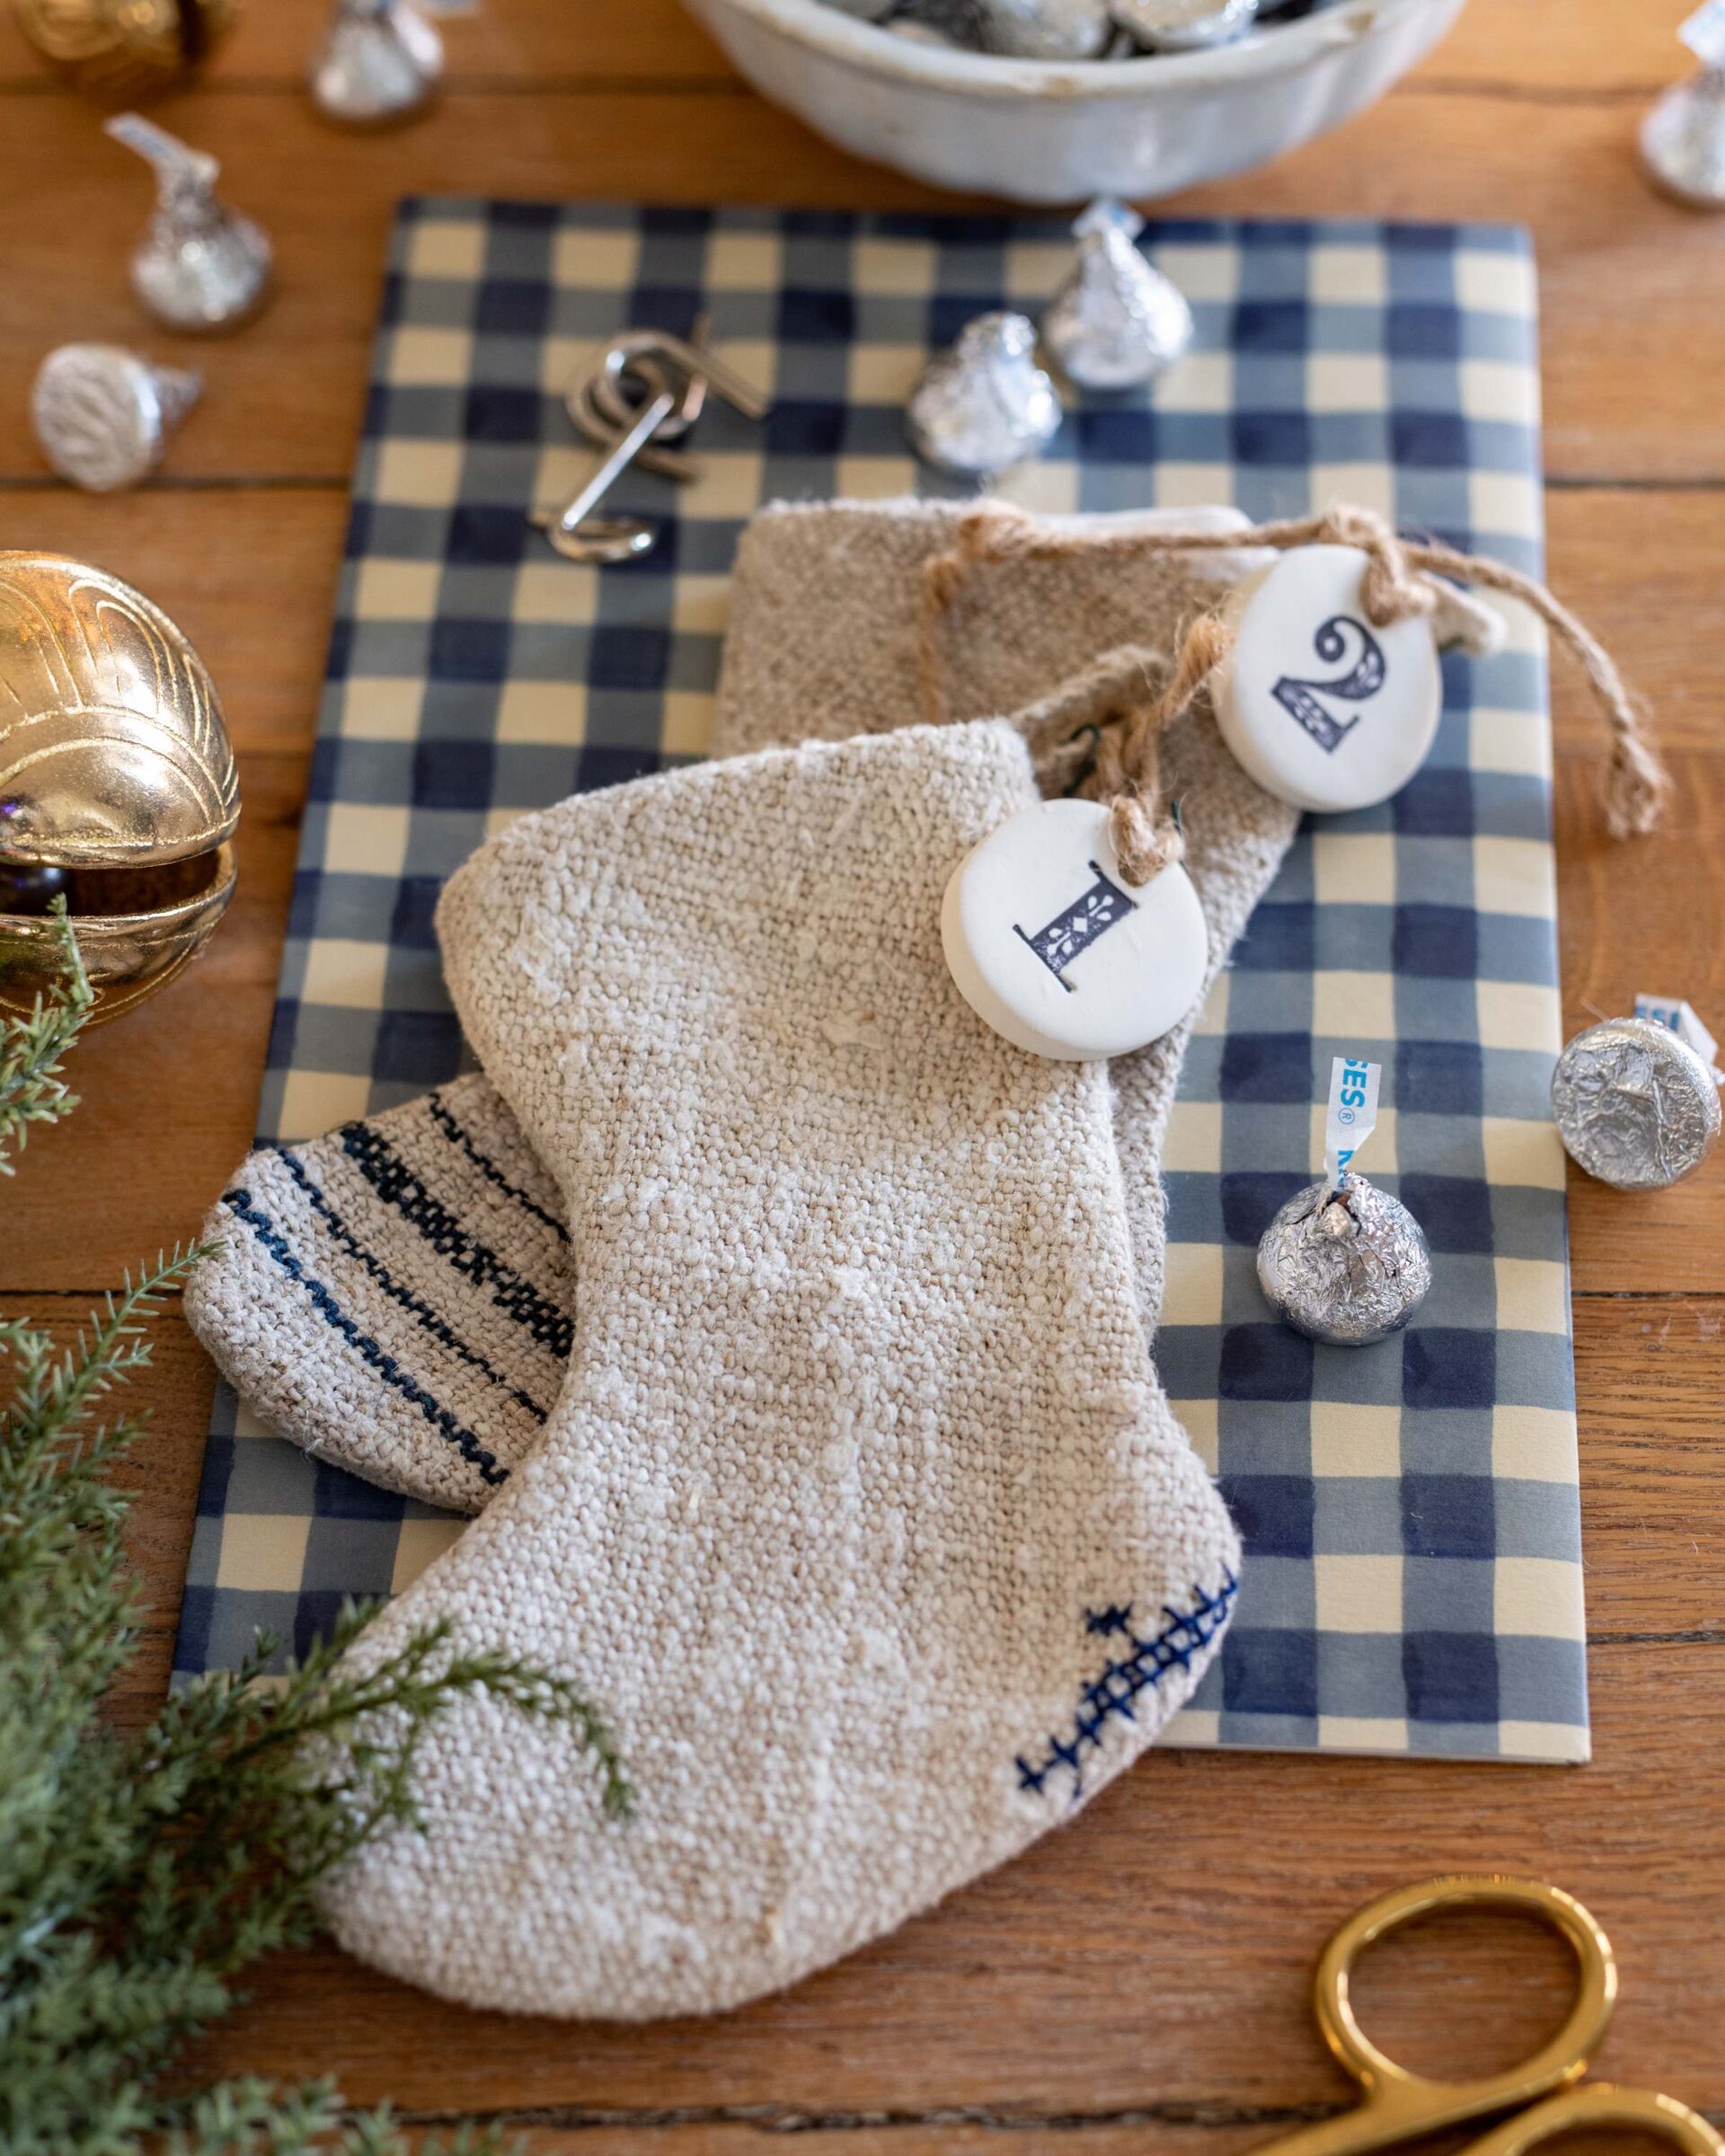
top-left (530, 323), bottom-right (769, 564)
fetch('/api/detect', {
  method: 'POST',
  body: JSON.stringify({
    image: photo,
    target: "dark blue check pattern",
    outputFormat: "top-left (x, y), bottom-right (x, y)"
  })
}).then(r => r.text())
top-left (175, 200), bottom-right (1586, 1763)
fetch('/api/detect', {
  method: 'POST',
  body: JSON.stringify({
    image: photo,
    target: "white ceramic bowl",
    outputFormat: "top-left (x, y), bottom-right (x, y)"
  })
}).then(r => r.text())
top-left (681, 0), bottom-right (1465, 204)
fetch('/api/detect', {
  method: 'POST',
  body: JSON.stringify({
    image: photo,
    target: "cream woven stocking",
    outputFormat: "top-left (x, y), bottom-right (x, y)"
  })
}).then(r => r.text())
top-left (186, 499), bottom-right (1296, 1511)
top-left (323, 719), bottom-right (1239, 2019)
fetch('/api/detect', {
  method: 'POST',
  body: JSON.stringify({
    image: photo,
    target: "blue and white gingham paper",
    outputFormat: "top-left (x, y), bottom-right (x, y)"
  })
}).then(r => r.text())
top-left (175, 201), bottom-right (1585, 1763)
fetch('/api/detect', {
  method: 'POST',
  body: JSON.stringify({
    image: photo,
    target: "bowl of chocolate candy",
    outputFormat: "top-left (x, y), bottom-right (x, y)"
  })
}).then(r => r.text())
top-left (681, 0), bottom-right (1464, 202)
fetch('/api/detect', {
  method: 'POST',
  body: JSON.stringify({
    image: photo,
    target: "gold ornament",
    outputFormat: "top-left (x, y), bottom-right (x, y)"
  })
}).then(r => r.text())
top-left (0, 552), bottom-right (240, 1026)
top-left (10, 0), bottom-right (241, 101)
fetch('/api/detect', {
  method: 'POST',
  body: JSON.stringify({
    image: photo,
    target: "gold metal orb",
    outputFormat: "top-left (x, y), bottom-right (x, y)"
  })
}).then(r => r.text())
top-left (0, 552), bottom-right (240, 1026)
top-left (10, 0), bottom-right (241, 101)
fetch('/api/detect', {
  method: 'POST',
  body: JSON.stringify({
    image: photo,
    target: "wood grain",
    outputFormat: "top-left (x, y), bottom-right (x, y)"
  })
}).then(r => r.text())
top-left (4, 0), bottom-right (1724, 2140)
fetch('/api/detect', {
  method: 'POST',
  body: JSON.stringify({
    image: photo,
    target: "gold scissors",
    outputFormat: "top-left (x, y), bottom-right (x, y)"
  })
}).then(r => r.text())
top-left (1258, 1877), bottom-right (1721, 2156)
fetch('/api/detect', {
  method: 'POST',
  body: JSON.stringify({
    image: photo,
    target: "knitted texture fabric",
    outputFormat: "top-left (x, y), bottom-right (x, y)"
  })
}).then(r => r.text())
top-left (185, 499), bottom-right (1296, 1508)
top-left (323, 719), bottom-right (1240, 2019)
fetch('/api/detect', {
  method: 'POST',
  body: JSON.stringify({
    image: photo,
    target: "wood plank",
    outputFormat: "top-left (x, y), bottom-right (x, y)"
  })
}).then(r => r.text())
top-left (4, 87), bottom-right (1725, 486)
top-left (0, 0), bottom-right (1697, 99)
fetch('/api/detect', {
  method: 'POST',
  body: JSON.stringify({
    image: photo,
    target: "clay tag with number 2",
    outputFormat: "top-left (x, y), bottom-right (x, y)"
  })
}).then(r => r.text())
top-left (1214, 543), bottom-right (1443, 815)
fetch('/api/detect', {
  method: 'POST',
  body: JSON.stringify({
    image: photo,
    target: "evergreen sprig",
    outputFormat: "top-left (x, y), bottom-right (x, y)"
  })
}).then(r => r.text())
top-left (0, 897), bottom-right (95, 1176)
top-left (1, 976), bottom-right (631, 2151)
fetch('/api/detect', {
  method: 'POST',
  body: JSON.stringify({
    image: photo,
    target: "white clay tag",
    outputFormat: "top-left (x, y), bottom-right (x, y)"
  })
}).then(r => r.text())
top-left (1214, 543), bottom-right (1443, 815)
top-left (941, 797), bottom-right (1209, 1062)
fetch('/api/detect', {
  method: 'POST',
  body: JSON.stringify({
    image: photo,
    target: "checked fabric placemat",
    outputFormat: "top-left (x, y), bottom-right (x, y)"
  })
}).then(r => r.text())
top-left (174, 200), bottom-right (1587, 1763)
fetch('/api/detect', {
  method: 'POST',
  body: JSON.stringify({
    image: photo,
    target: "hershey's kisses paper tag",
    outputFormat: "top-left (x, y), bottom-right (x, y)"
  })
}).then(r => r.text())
top-left (1633, 992), bottom-right (1721, 1072)
top-left (1680, 0), bottom-right (1725, 65)
top-left (1324, 1054), bottom-right (1381, 1188)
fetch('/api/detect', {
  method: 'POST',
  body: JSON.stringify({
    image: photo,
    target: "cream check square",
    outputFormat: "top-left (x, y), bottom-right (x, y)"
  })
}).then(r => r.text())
top-left (836, 453), bottom-right (919, 499)
top-left (1170, 1398), bottom-right (1219, 1474)
top-left (703, 230), bottom-right (783, 291)
top-left (684, 450), bottom-right (765, 519)
top-left (1314, 969), bottom-right (1398, 1042)
top-left (324, 802), bottom-right (411, 878)
top-left (1318, 1716), bottom-right (1409, 1754)
top-left (216, 1513), bottom-right (311, 1593)
top-left (1154, 462), bottom-right (1239, 509)
top-left (1162, 1243), bottom-right (1225, 1327)
top-left (392, 1516), bottom-right (467, 1593)
top-left (1162, 1706), bottom-right (1222, 1746)
top-left (853, 237), bottom-right (937, 296)
top-left (1455, 247), bottom-right (1537, 320)
top-left (1495, 1557), bottom-right (1586, 1641)
top-left (1004, 463), bottom-right (1080, 517)
top-left (405, 219), bottom-right (484, 280)
top-left (1308, 243), bottom-right (1386, 305)
top-left (1159, 349), bottom-right (1233, 415)
top-left (497, 681), bottom-right (586, 745)
top-left (354, 558), bottom-right (441, 619)
top-left (277, 1068), bottom-right (375, 1144)
top-left (1163, 1100), bottom-right (1222, 1173)
top-left (1499, 1720), bottom-right (1590, 1764)
top-left (512, 559), bottom-right (600, 626)
top-left (660, 691), bottom-right (716, 759)
top-left (1461, 358), bottom-right (1541, 426)
top-left (1314, 832), bottom-right (1395, 906)
top-left (1495, 1256), bottom-right (1570, 1335)
top-left (1477, 979), bottom-right (1561, 1053)
top-left (300, 939), bottom-right (393, 1012)
top-left (1470, 700), bottom-right (1552, 781)
top-left (1492, 1403), bottom-right (1579, 1483)
top-left (233, 1400), bottom-right (276, 1441)
top-left (1315, 1554), bottom-right (1404, 1632)
top-left (388, 326), bottom-right (473, 386)
top-left (1470, 468), bottom-right (1543, 546)
top-left (1474, 836), bottom-right (1556, 919)
top-left (1191, 972), bottom-right (1229, 1035)
top-left (848, 343), bottom-right (924, 406)
top-left (371, 441), bottom-right (463, 509)
top-left (1312, 464), bottom-right (1396, 520)
top-left (1306, 352), bottom-right (1389, 413)
top-left (1002, 241), bottom-right (1070, 301)
top-left (341, 679), bottom-right (424, 740)
top-left (1159, 243), bottom-right (1236, 302)
top-left (1482, 1115), bottom-right (1569, 1190)
top-left (1312, 1401), bottom-right (1399, 1478)
top-left (551, 228), bottom-right (640, 289)
top-left (670, 573), bottom-right (731, 637)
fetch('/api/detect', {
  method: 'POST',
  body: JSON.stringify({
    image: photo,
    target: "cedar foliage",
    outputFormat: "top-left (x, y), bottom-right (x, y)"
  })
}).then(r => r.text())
top-left (0, 912), bottom-right (630, 2153)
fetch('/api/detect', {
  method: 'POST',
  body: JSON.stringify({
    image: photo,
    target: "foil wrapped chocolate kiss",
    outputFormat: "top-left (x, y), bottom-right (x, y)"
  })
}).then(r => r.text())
top-left (1257, 1175), bottom-right (1433, 1348)
top-left (1551, 1016), bottom-right (1721, 1191)
top-left (0, 554), bottom-right (239, 1025)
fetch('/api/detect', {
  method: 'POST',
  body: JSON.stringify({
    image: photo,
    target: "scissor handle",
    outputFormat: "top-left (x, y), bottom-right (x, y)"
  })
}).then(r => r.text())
top-left (1312, 1877), bottom-right (1616, 2137)
top-left (1465, 2083), bottom-right (1723, 2156)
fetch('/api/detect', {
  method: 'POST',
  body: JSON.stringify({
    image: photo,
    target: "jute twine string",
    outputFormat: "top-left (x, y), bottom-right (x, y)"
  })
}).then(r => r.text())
top-left (919, 500), bottom-right (1669, 880)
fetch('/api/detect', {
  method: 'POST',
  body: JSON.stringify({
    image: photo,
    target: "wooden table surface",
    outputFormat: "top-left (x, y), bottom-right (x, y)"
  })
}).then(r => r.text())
top-left (4, 0), bottom-right (1722, 2143)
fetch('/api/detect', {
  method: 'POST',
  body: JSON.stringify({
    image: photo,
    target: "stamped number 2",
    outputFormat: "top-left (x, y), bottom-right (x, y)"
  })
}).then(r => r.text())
top-left (1272, 614), bottom-right (1387, 754)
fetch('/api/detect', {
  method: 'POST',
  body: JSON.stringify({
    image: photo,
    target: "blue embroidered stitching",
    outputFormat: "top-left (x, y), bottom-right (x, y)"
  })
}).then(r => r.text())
top-left (270, 1145), bottom-right (550, 1423)
top-left (338, 1122), bottom-right (575, 1359)
top-left (222, 1186), bottom-right (509, 1487)
top-left (424, 1091), bottom-right (571, 1245)
top-left (1015, 1572), bottom-right (1239, 1799)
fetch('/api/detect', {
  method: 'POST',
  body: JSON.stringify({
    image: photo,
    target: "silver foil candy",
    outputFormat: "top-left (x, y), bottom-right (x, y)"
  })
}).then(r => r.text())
top-left (976, 0), bottom-right (1111, 59)
top-left (1041, 198), bottom-right (1194, 391)
top-left (105, 114), bottom-right (272, 335)
top-left (1108, 0), bottom-right (1259, 49)
top-left (1642, 75), bottom-right (1725, 206)
top-left (1257, 1174), bottom-right (1432, 1348)
top-left (907, 312), bottom-right (1062, 478)
top-left (310, 0), bottom-right (443, 127)
top-left (31, 344), bottom-right (202, 493)
top-left (1551, 1017), bottom-right (1722, 1190)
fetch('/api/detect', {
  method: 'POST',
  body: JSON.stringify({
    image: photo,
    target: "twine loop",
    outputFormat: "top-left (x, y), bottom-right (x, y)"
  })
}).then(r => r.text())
top-left (918, 499), bottom-right (1668, 853)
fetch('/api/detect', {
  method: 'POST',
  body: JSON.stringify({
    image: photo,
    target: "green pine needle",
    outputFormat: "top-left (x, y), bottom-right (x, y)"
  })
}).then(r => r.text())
top-left (0, 897), bottom-right (95, 1176)
top-left (1, 1165), bottom-right (630, 2151)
